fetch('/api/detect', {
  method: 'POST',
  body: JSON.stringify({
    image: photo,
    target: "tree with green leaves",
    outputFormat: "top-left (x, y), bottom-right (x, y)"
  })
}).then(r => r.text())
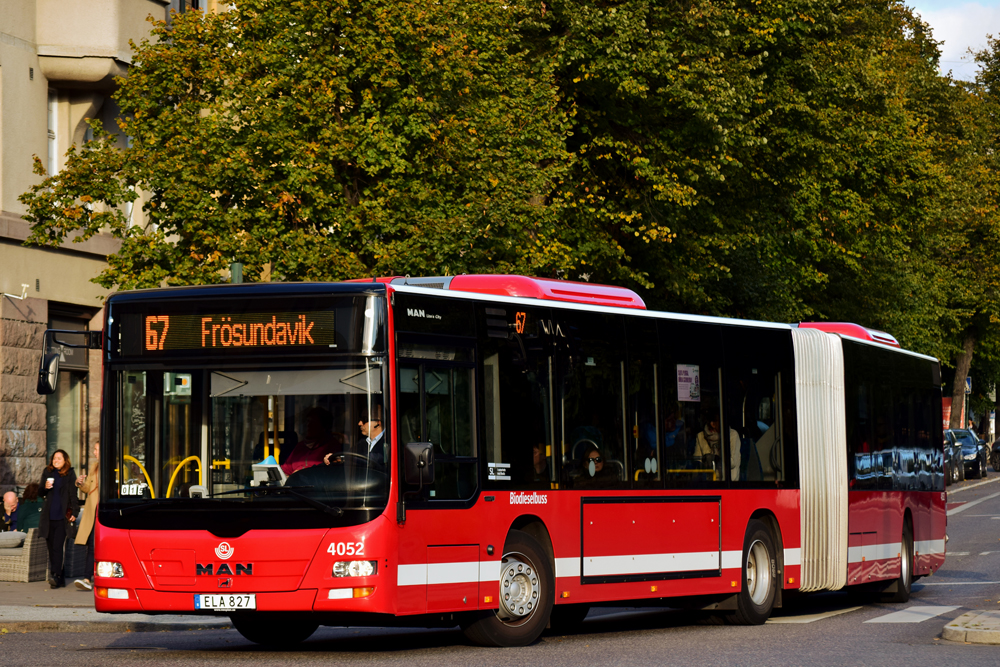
top-left (20, 0), bottom-right (573, 289)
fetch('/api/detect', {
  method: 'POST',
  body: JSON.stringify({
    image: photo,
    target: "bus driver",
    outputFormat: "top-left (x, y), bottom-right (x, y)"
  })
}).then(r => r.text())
top-left (324, 405), bottom-right (385, 469)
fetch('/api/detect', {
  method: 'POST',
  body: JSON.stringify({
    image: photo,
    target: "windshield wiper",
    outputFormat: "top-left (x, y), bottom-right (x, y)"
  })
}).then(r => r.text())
top-left (116, 487), bottom-right (343, 519)
top-left (264, 487), bottom-right (344, 518)
top-left (116, 499), bottom-right (174, 516)
top-left (209, 485), bottom-right (344, 518)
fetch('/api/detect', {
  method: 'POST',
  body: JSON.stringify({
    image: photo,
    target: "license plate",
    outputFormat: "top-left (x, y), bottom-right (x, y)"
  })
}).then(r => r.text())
top-left (194, 593), bottom-right (256, 611)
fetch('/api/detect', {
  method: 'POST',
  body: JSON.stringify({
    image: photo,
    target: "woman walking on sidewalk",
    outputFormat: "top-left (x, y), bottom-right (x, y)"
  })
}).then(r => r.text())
top-left (39, 450), bottom-right (79, 589)
top-left (73, 442), bottom-right (99, 591)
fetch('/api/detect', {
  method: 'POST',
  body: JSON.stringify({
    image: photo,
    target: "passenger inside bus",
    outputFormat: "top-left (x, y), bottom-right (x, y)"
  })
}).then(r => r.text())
top-left (531, 444), bottom-right (549, 483)
top-left (279, 407), bottom-right (343, 475)
top-left (574, 443), bottom-right (619, 489)
top-left (694, 414), bottom-right (741, 481)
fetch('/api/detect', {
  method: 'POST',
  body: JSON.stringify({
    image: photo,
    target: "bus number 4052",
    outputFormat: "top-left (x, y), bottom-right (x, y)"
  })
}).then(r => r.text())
top-left (328, 542), bottom-right (364, 556)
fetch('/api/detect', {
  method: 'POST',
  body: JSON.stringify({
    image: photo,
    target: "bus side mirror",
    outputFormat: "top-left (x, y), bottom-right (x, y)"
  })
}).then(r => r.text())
top-left (404, 442), bottom-right (435, 487)
top-left (37, 353), bottom-right (60, 395)
top-left (36, 329), bottom-right (102, 395)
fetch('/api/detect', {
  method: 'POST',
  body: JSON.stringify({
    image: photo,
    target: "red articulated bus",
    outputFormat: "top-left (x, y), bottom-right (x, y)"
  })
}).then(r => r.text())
top-left (45, 275), bottom-right (946, 646)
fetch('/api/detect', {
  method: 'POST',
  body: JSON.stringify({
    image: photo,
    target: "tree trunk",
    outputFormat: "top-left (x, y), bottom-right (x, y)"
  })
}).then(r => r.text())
top-left (994, 388), bottom-right (999, 444)
top-left (949, 333), bottom-right (976, 430)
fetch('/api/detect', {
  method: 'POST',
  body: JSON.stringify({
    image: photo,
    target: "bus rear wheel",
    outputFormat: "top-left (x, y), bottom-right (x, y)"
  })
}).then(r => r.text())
top-left (462, 530), bottom-right (554, 647)
top-left (230, 614), bottom-right (318, 647)
top-left (881, 521), bottom-right (913, 603)
top-left (727, 519), bottom-right (777, 625)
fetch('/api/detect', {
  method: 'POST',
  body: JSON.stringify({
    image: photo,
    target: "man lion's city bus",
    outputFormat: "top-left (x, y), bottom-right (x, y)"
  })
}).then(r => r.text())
top-left (37, 275), bottom-right (947, 646)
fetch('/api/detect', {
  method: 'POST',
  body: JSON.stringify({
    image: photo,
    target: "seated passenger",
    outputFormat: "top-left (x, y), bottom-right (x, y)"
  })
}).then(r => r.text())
top-left (532, 443), bottom-right (549, 482)
top-left (694, 417), bottom-right (741, 481)
top-left (575, 443), bottom-right (617, 489)
top-left (280, 407), bottom-right (342, 475)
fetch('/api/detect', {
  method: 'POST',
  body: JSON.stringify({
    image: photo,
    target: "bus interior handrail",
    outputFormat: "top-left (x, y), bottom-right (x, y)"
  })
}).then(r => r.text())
top-left (166, 456), bottom-right (203, 498)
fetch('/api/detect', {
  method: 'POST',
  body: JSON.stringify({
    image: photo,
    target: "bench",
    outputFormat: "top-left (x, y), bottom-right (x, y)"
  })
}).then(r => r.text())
top-left (0, 528), bottom-right (48, 582)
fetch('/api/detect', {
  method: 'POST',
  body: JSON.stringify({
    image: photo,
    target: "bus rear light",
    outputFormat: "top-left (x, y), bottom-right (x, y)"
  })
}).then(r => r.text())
top-left (96, 561), bottom-right (124, 578)
top-left (332, 560), bottom-right (377, 578)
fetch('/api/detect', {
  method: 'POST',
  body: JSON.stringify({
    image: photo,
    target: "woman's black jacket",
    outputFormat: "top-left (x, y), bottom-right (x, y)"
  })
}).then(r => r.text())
top-left (38, 467), bottom-right (80, 540)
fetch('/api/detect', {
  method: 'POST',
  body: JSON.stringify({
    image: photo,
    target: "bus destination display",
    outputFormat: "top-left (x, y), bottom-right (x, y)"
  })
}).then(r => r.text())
top-left (141, 312), bottom-right (336, 352)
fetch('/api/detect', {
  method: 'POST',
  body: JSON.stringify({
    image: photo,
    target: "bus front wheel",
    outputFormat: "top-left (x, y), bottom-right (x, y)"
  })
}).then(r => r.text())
top-left (230, 614), bottom-right (318, 647)
top-left (462, 530), bottom-right (554, 647)
top-left (727, 519), bottom-right (777, 625)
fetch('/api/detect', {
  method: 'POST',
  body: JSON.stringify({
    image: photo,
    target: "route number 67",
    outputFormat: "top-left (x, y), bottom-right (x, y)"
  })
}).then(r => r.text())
top-left (328, 541), bottom-right (364, 556)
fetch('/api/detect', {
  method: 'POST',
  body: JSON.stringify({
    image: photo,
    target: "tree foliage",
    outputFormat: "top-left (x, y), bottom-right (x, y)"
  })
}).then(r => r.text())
top-left (20, 0), bottom-right (1000, 402)
top-left (21, 0), bottom-right (573, 288)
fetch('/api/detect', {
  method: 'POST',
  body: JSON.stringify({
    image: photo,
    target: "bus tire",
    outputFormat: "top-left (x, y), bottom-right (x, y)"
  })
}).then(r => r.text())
top-left (728, 519), bottom-right (776, 625)
top-left (881, 521), bottom-right (913, 603)
top-left (230, 614), bottom-right (318, 647)
top-left (462, 530), bottom-right (554, 647)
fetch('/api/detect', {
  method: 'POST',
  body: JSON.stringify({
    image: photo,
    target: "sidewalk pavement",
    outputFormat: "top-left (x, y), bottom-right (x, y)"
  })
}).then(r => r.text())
top-left (943, 610), bottom-right (1000, 644)
top-left (0, 580), bottom-right (231, 633)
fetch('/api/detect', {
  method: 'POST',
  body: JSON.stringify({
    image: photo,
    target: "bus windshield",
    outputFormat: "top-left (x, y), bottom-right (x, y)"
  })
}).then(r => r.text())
top-left (112, 359), bottom-right (388, 511)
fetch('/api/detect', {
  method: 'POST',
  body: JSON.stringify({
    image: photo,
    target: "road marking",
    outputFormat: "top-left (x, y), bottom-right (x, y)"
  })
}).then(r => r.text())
top-left (766, 607), bottom-right (862, 624)
top-left (948, 552), bottom-right (970, 556)
top-left (913, 581), bottom-right (1000, 586)
top-left (948, 476), bottom-right (1000, 495)
top-left (865, 606), bottom-right (959, 623)
top-left (946, 491), bottom-right (1000, 516)
top-left (981, 552), bottom-right (997, 556)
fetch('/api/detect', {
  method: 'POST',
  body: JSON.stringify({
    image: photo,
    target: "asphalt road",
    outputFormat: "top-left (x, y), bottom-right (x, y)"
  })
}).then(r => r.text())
top-left (4, 473), bottom-right (999, 667)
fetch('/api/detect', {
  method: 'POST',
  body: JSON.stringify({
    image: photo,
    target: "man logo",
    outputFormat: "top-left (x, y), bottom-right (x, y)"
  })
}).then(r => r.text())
top-left (218, 578), bottom-right (233, 588)
top-left (215, 542), bottom-right (234, 560)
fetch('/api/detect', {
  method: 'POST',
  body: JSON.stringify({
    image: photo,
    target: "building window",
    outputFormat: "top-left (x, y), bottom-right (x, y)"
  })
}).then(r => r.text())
top-left (47, 89), bottom-right (58, 175)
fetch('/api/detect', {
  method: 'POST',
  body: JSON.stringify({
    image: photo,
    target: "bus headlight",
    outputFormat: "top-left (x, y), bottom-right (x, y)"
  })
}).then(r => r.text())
top-left (96, 561), bottom-right (125, 578)
top-left (332, 560), bottom-right (377, 577)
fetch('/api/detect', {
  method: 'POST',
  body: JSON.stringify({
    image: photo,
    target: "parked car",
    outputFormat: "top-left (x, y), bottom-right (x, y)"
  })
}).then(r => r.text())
top-left (991, 439), bottom-right (1000, 473)
top-left (944, 431), bottom-right (963, 485)
top-left (945, 429), bottom-right (989, 480)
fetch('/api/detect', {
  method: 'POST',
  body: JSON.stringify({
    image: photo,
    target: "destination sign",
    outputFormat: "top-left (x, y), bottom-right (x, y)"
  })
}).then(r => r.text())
top-left (141, 312), bottom-right (337, 352)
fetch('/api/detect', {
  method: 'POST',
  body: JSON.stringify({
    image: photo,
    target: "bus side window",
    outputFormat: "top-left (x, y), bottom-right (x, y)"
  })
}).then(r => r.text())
top-left (625, 316), bottom-right (661, 488)
top-left (558, 312), bottom-right (627, 490)
top-left (398, 345), bottom-right (477, 501)
top-left (722, 326), bottom-right (791, 484)
top-left (479, 305), bottom-right (555, 491)
top-left (660, 321), bottom-right (725, 486)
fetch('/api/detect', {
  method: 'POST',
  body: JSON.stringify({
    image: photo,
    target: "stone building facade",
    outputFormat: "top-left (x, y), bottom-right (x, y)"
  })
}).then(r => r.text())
top-left (0, 1), bottom-right (218, 493)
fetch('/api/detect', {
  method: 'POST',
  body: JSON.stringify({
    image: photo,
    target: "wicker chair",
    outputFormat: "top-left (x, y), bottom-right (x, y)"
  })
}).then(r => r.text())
top-left (0, 528), bottom-right (48, 583)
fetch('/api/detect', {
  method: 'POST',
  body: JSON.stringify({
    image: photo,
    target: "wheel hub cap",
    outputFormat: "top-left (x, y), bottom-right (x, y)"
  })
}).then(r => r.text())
top-left (746, 540), bottom-right (772, 606)
top-left (499, 556), bottom-right (538, 621)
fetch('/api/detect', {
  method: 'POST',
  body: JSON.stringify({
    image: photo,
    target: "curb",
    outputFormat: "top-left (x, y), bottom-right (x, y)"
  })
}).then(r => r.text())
top-left (942, 611), bottom-right (1000, 644)
top-left (0, 620), bottom-right (231, 633)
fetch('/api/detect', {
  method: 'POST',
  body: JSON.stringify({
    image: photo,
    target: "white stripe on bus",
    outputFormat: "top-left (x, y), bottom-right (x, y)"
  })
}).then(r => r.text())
top-left (847, 542), bottom-right (902, 564)
top-left (583, 551), bottom-right (719, 576)
top-left (400, 546), bottom-right (806, 587)
top-left (915, 539), bottom-right (946, 556)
